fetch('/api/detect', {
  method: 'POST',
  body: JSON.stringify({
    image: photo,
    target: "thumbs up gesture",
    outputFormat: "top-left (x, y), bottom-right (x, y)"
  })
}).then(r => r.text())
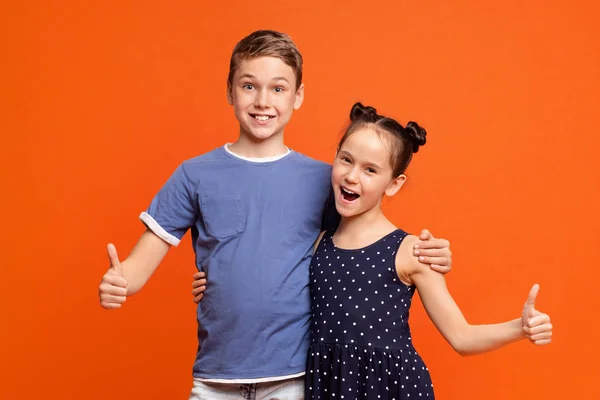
top-left (99, 243), bottom-right (128, 309)
top-left (521, 284), bottom-right (553, 345)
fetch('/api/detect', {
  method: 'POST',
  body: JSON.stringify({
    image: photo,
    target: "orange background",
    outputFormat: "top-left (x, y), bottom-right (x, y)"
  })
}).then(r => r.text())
top-left (2, 0), bottom-right (599, 399)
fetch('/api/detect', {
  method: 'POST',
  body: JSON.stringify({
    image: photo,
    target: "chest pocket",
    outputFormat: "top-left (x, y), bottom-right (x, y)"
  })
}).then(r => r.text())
top-left (200, 194), bottom-right (246, 238)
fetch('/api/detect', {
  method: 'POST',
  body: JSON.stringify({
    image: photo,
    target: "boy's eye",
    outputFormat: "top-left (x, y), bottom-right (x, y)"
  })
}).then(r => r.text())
top-left (242, 84), bottom-right (254, 90)
top-left (274, 86), bottom-right (284, 93)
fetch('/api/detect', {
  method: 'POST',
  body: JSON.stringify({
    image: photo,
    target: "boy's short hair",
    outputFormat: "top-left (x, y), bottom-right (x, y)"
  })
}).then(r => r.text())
top-left (228, 30), bottom-right (303, 90)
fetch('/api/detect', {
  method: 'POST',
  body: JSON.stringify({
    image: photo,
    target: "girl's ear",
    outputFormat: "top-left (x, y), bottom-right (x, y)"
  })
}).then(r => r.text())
top-left (385, 174), bottom-right (406, 197)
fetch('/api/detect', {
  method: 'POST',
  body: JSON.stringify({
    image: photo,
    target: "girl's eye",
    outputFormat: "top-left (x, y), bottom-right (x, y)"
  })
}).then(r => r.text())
top-left (366, 168), bottom-right (377, 174)
top-left (341, 157), bottom-right (351, 163)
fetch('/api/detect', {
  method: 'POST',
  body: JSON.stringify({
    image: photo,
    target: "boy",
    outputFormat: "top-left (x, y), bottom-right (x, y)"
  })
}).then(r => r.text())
top-left (98, 30), bottom-right (452, 399)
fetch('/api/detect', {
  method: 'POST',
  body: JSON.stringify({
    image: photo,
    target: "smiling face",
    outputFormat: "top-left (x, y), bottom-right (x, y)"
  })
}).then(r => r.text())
top-left (331, 127), bottom-right (407, 218)
top-left (227, 56), bottom-right (304, 143)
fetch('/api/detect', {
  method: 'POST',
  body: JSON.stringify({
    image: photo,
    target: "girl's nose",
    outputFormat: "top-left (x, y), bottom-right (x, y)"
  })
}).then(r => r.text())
top-left (345, 168), bottom-right (359, 184)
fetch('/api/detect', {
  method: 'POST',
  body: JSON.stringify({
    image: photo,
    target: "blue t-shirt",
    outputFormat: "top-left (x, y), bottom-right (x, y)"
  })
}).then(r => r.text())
top-left (141, 146), bottom-right (332, 380)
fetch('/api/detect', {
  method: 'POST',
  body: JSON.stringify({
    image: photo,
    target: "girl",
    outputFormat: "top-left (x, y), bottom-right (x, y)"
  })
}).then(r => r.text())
top-left (305, 102), bottom-right (552, 399)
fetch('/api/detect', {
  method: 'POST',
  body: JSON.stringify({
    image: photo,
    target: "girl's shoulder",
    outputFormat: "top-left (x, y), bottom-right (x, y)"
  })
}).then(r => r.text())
top-left (313, 230), bottom-right (328, 253)
top-left (398, 234), bottom-right (419, 251)
top-left (394, 234), bottom-right (422, 285)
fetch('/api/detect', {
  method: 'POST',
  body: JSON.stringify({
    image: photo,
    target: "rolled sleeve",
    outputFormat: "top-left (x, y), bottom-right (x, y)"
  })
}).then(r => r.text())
top-left (141, 164), bottom-right (198, 246)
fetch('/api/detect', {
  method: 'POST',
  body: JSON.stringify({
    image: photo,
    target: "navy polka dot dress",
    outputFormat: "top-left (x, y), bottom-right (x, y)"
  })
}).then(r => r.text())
top-left (306, 229), bottom-right (435, 399)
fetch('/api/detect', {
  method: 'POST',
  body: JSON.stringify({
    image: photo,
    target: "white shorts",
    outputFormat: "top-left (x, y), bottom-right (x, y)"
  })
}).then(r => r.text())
top-left (189, 376), bottom-right (304, 400)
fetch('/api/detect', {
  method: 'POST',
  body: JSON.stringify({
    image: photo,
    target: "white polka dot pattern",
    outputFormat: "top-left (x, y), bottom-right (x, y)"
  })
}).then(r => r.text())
top-left (306, 230), bottom-right (435, 399)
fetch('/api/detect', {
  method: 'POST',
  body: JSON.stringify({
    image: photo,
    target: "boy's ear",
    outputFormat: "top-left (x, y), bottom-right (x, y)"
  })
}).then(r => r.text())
top-left (226, 85), bottom-right (233, 105)
top-left (385, 174), bottom-right (406, 197)
top-left (293, 83), bottom-right (305, 110)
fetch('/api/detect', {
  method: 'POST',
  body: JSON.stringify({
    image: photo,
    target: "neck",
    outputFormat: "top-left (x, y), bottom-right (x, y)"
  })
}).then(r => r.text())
top-left (229, 129), bottom-right (287, 158)
top-left (336, 204), bottom-right (394, 239)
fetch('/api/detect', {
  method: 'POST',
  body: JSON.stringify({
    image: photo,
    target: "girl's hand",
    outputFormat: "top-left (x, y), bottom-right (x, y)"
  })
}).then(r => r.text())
top-left (522, 284), bottom-right (553, 345)
top-left (192, 271), bottom-right (207, 303)
top-left (413, 229), bottom-right (452, 274)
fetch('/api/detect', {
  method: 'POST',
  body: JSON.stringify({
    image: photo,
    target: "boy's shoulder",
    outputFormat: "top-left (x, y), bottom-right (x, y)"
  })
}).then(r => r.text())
top-left (182, 146), bottom-right (227, 166)
top-left (177, 147), bottom-right (331, 178)
top-left (291, 150), bottom-right (332, 170)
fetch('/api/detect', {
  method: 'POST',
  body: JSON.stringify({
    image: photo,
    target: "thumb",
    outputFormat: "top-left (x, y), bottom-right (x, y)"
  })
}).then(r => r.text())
top-left (107, 243), bottom-right (124, 277)
top-left (419, 229), bottom-right (433, 241)
top-left (524, 283), bottom-right (540, 314)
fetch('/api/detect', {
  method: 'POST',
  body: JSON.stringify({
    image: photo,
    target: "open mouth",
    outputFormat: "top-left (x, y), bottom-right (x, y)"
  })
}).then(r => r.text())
top-left (250, 114), bottom-right (275, 121)
top-left (340, 187), bottom-right (360, 202)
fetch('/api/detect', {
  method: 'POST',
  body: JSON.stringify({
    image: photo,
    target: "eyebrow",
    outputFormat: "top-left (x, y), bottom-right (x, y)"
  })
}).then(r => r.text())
top-left (238, 73), bottom-right (256, 81)
top-left (271, 77), bottom-right (290, 83)
top-left (339, 150), bottom-right (383, 169)
top-left (238, 74), bottom-right (290, 84)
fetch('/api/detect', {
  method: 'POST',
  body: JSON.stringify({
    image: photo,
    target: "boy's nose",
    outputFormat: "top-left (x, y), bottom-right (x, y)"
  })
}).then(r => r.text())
top-left (254, 90), bottom-right (271, 108)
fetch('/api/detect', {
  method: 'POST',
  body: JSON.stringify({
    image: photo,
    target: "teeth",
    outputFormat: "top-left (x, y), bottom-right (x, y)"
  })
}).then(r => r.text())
top-left (254, 115), bottom-right (271, 121)
top-left (342, 187), bottom-right (356, 195)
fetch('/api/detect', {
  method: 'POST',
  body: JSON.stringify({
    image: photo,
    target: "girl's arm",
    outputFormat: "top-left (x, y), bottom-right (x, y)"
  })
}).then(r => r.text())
top-left (397, 235), bottom-right (552, 356)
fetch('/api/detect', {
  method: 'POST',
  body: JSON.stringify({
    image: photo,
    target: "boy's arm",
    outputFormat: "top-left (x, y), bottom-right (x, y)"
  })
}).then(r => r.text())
top-left (118, 229), bottom-right (171, 294)
top-left (100, 163), bottom-right (197, 309)
top-left (399, 236), bottom-right (552, 356)
top-left (413, 229), bottom-right (452, 274)
top-left (99, 229), bottom-right (170, 309)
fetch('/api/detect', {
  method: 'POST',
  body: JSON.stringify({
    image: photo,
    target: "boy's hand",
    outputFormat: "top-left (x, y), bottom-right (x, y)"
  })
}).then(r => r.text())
top-left (413, 229), bottom-right (452, 274)
top-left (99, 243), bottom-right (128, 309)
top-left (192, 271), bottom-right (207, 303)
top-left (521, 284), bottom-right (553, 345)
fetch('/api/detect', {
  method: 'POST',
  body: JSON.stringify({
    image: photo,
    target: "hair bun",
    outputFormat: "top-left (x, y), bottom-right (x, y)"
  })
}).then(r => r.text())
top-left (404, 121), bottom-right (427, 153)
top-left (350, 102), bottom-right (379, 123)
